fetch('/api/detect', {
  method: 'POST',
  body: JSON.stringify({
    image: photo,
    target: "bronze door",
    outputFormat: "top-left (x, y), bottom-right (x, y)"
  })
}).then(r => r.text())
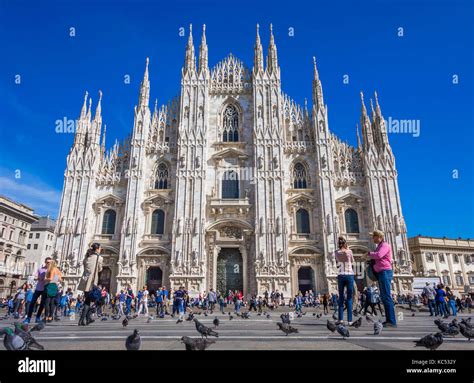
top-left (216, 248), bottom-right (243, 295)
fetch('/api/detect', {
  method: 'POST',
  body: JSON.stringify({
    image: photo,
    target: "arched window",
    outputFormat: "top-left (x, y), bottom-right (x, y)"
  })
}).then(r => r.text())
top-left (154, 163), bottom-right (169, 189)
top-left (222, 105), bottom-right (239, 142)
top-left (222, 170), bottom-right (239, 199)
top-left (102, 210), bottom-right (116, 235)
top-left (292, 162), bottom-right (308, 189)
top-left (151, 209), bottom-right (165, 235)
top-left (344, 208), bottom-right (360, 233)
top-left (296, 209), bottom-right (310, 234)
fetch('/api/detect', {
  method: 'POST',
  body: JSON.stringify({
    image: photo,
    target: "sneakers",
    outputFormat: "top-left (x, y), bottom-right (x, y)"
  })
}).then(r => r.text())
top-left (35, 317), bottom-right (43, 323)
top-left (22, 318), bottom-right (30, 324)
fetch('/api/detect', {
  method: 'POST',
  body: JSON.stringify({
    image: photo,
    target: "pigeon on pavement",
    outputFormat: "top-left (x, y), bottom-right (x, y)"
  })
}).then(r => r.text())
top-left (1, 327), bottom-right (27, 350)
top-left (181, 336), bottom-right (215, 351)
top-left (414, 333), bottom-right (443, 350)
top-left (373, 321), bottom-right (383, 335)
top-left (213, 317), bottom-right (219, 328)
top-left (122, 317), bottom-right (129, 328)
top-left (336, 323), bottom-right (350, 339)
top-left (194, 318), bottom-right (219, 338)
top-left (277, 322), bottom-right (299, 336)
top-left (350, 317), bottom-right (362, 328)
top-left (326, 320), bottom-right (337, 333)
top-left (125, 329), bottom-right (141, 350)
top-left (459, 324), bottom-right (473, 341)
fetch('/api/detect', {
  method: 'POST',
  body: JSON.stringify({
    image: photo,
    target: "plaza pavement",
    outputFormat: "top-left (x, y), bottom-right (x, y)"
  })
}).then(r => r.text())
top-left (0, 306), bottom-right (473, 351)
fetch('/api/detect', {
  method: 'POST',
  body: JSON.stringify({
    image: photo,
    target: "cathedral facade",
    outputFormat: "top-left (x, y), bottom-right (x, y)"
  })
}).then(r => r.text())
top-left (54, 24), bottom-right (414, 297)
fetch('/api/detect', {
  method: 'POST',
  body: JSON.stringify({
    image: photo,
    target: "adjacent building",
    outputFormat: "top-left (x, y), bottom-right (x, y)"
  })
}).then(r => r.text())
top-left (54, 24), bottom-right (413, 297)
top-left (24, 216), bottom-right (56, 282)
top-left (0, 195), bottom-right (38, 298)
top-left (408, 235), bottom-right (474, 297)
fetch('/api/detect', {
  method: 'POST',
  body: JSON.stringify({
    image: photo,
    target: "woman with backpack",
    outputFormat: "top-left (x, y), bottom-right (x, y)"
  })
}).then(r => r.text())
top-left (43, 260), bottom-right (63, 323)
top-left (77, 243), bottom-right (103, 326)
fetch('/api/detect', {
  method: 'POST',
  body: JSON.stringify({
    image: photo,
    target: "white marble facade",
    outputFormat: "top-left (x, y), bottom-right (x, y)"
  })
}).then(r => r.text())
top-left (54, 24), bottom-right (413, 297)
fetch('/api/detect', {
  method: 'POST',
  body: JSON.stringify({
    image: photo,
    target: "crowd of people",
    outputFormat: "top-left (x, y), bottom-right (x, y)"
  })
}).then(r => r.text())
top-left (0, 237), bottom-right (472, 325)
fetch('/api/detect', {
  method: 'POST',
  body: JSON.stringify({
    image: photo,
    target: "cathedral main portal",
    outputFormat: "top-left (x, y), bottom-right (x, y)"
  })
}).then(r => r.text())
top-left (216, 248), bottom-right (243, 295)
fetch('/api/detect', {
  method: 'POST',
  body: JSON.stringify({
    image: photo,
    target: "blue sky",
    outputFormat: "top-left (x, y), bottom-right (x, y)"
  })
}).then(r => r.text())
top-left (0, 0), bottom-right (473, 238)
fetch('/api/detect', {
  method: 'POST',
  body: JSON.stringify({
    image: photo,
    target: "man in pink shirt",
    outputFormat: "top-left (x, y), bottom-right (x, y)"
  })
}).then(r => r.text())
top-left (367, 230), bottom-right (397, 327)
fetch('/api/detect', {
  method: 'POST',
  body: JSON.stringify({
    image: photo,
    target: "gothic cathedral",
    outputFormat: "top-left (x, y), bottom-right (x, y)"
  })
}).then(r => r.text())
top-left (54, 24), bottom-right (414, 297)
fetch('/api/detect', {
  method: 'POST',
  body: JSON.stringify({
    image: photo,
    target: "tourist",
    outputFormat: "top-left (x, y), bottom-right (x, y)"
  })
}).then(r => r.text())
top-left (23, 258), bottom-right (51, 324)
top-left (435, 284), bottom-right (448, 317)
top-left (334, 236), bottom-right (355, 324)
top-left (43, 260), bottom-right (63, 323)
top-left (367, 230), bottom-right (397, 327)
top-left (24, 284), bottom-right (34, 318)
top-left (77, 243), bottom-right (103, 326)
top-left (13, 283), bottom-right (27, 317)
top-left (208, 288), bottom-right (217, 312)
top-left (137, 285), bottom-right (149, 316)
top-left (422, 282), bottom-right (436, 316)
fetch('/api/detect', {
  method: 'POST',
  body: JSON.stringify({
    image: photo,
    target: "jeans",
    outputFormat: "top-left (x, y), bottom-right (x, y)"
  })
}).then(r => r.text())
top-left (449, 300), bottom-right (457, 316)
top-left (26, 290), bottom-right (46, 320)
top-left (337, 274), bottom-right (354, 322)
top-left (235, 300), bottom-right (241, 313)
top-left (377, 269), bottom-right (396, 325)
top-left (427, 299), bottom-right (436, 316)
top-left (44, 295), bottom-right (56, 318)
top-left (438, 301), bottom-right (448, 316)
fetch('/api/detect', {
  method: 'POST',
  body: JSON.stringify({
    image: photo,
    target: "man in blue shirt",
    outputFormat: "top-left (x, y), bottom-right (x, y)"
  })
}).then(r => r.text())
top-left (161, 286), bottom-right (169, 314)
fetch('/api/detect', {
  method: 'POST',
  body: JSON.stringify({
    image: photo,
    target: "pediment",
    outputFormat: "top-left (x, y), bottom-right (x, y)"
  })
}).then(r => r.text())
top-left (287, 192), bottom-right (315, 205)
top-left (93, 194), bottom-right (124, 208)
top-left (336, 192), bottom-right (363, 204)
top-left (211, 147), bottom-right (249, 161)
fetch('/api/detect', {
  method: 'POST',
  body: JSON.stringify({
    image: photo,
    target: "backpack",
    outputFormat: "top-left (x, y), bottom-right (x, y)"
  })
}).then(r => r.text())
top-left (89, 286), bottom-right (102, 303)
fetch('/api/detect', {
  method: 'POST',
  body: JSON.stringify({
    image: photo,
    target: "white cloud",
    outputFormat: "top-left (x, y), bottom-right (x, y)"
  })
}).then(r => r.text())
top-left (0, 176), bottom-right (61, 218)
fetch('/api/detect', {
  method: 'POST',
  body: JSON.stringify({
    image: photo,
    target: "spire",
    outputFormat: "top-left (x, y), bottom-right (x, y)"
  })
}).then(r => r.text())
top-left (80, 91), bottom-right (88, 119)
top-left (356, 124), bottom-right (362, 150)
top-left (360, 91), bottom-right (374, 149)
top-left (86, 97), bottom-right (92, 121)
top-left (101, 124), bottom-right (106, 152)
top-left (253, 23), bottom-right (264, 74)
top-left (374, 91), bottom-right (382, 117)
top-left (94, 90), bottom-right (102, 121)
top-left (152, 99), bottom-right (159, 125)
top-left (138, 57), bottom-right (150, 109)
top-left (312, 56), bottom-right (324, 111)
top-left (370, 97), bottom-right (376, 120)
top-left (266, 24), bottom-right (279, 75)
top-left (198, 24), bottom-right (208, 74)
top-left (184, 24), bottom-right (196, 74)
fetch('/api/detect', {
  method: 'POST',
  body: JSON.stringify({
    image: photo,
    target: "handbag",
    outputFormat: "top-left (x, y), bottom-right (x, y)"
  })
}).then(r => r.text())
top-left (46, 283), bottom-right (58, 298)
top-left (366, 260), bottom-right (379, 282)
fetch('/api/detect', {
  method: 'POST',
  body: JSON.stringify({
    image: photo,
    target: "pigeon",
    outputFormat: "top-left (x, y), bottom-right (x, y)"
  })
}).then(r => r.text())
top-left (336, 323), bottom-right (350, 339)
top-left (193, 318), bottom-right (219, 338)
top-left (461, 318), bottom-right (472, 330)
top-left (13, 323), bottom-right (44, 350)
top-left (186, 313), bottom-right (195, 321)
top-left (411, 313), bottom-right (415, 317)
top-left (266, 314), bottom-right (271, 319)
top-left (459, 324), bottom-right (473, 341)
top-left (313, 313), bottom-right (316, 317)
top-left (414, 333), bottom-right (443, 350)
top-left (1, 327), bottom-right (27, 350)
top-left (181, 336), bottom-right (216, 351)
top-left (365, 314), bottom-right (375, 323)
top-left (317, 313), bottom-right (322, 319)
top-left (241, 312), bottom-right (251, 319)
top-left (350, 317), bottom-right (362, 328)
top-left (374, 321), bottom-right (383, 335)
top-left (442, 326), bottom-right (459, 337)
top-left (332, 311), bottom-right (338, 320)
top-left (213, 317), bottom-right (219, 328)
top-left (434, 319), bottom-right (449, 333)
top-left (176, 318), bottom-right (183, 324)
top-left (122, 317), bottom-right (129, 328)
top-left (30, 322), bottom-right (45, 332)
top-left (229, 315), bottom-right (233, 321)
top-left (277, 322), bottom-right (299, 336)
top-left (101, 317), bottom-right (108, 321)
top-left (204, 312), bottom-right (208, 317)
top-left (449, 319), bottom-right (460, 330)
top-left (112, 314), bottom-right (121, 320)
top-left (147, 317), bottom-right (153, 324)
top-left (280, 313), bottom-right (291, 324)
top-left (125, 329), bottom-right (141, 350)
top-left (326, 320), bottom-right (337, 333)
